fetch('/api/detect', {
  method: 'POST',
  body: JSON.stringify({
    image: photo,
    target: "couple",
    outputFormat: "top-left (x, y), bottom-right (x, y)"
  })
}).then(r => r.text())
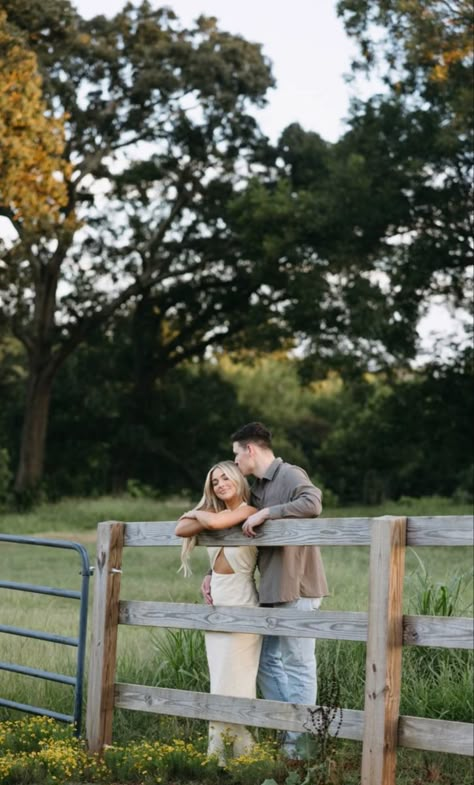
top-left (175, 421), bottom-right (328, 765)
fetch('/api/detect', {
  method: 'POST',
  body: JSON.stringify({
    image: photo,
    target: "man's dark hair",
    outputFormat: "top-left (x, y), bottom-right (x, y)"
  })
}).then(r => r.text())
top-left (231, 422), bottom-right (273, 449)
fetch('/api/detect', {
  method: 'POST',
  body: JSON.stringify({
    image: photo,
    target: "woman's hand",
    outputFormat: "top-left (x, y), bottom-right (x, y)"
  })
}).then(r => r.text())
top-left (201, 574), bottom-right (213, 605)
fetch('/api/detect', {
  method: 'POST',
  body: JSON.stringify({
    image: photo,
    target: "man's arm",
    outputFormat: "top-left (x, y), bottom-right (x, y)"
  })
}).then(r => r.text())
top-left (243, 471), bottom-right (322, 537)
top-left (266, 482), bottom-right (322, 520)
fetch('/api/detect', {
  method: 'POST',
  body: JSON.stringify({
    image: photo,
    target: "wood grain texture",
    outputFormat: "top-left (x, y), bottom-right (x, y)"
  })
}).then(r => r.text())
top-left (406, 516), bottom-right (473, 546)
top-left (123, 518), bottom-right (372, 546)
top-left (114, 682), bottom-right (364, 741)
top-left (122, 515), bottom-right (473, 547)
top-left (119, 600), bottom-right (368, 640)
top-left (119, 600), bottom-right (473, 649)
top-left (398, 715), bottom-right (474, 756)
top-left (361, 517), bottom-right (406, 785)
top-left (86, 521), bottom-right (124, 753)
top-left (404, 614), bottom-right (474, 650)
top-left (113, 683), bottom-right (474, 756)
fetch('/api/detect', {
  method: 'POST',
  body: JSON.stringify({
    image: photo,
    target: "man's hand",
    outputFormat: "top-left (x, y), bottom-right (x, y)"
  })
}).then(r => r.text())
top-left (201, 574), bottom-right (213, 605)
top-left (242, 507), bottom-right (270, 537)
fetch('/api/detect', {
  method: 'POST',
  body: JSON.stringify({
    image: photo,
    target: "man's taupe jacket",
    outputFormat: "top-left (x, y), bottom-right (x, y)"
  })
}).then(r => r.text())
top-left (251, 457), bottom-right (329, 604)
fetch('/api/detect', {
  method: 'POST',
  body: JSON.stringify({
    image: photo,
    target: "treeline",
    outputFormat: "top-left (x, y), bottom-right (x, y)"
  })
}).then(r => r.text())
top-left (0, 0), bottom-right (472, 505)
top-left (1, 331), bottom-right (472, 505)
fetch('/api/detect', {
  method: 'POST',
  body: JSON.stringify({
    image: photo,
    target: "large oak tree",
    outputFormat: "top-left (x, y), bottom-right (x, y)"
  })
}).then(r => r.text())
top-left (1, 0), bottom-right (275, 496)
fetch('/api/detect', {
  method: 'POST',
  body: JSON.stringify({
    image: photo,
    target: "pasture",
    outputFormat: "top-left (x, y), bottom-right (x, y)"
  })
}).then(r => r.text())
top-left (0, 495), bottom-right (472, 783)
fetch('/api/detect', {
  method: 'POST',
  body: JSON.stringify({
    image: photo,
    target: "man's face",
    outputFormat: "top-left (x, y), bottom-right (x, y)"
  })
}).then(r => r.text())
top-left (232, 441), bottom-right (254, 476)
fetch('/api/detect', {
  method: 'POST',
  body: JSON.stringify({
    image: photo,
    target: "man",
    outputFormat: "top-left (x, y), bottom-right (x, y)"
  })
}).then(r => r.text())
top-left (201, 421), bottom-right (328, 758)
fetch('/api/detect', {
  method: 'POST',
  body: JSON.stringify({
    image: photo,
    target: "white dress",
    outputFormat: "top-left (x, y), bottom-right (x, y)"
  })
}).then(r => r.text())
top-left (205, 542), bottom-right (262, 763)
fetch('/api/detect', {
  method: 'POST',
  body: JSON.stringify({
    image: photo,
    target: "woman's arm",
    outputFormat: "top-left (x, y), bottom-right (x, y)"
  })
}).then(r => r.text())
top-left (175, 516), bottom-right (206, 537)
top-left (195, 505), bottom-right (257, 530)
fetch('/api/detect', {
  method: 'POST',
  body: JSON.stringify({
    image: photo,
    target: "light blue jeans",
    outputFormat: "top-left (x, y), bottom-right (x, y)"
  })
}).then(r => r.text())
top-left (257, 597), bottom-right (321, 757)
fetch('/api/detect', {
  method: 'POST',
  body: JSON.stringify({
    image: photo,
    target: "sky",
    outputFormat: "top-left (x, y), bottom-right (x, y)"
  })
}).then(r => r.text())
top-left (74, 0), bottom-right (374, 144)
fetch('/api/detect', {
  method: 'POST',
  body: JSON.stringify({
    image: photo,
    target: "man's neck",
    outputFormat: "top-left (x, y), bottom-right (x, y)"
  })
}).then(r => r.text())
top-left (253, 450), bottom-right (276, 479)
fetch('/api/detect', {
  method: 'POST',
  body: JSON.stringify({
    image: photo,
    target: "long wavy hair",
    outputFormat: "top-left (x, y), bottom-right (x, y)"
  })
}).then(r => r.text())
top-left (179, 461), bottom-right (250, 576)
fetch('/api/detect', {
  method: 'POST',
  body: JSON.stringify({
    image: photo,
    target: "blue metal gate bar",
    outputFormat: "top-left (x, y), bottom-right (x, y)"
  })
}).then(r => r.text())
top-left (0, 661), bottom-right (76, 685)
top-left (0, 624), bottom-right (79, 646)
top-left (0, 534), bottom-right (91, 734)
top-left (0, 581), bottom-right (81, 599)
top-left (0, 698), bottom-right (73, 723)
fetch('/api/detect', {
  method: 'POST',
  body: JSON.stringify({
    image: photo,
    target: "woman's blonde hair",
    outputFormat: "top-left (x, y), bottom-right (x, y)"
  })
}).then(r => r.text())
top-left (180, 461), bottom-right (250, 576)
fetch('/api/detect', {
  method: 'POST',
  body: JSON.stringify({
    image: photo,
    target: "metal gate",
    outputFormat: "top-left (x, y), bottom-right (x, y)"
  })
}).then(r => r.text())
top-left (0, 534), bottom-right (92, 734)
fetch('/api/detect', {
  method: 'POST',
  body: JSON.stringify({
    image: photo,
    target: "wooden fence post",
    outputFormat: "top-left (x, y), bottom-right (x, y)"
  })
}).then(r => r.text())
top-left (361, 516), bottom-right (407, 785)
top-left (86, 521), bottom-right (124, 753)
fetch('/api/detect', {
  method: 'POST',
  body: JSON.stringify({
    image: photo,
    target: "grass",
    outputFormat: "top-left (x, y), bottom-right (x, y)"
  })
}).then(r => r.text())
top-left (0, 494), bottom-right (472, 783)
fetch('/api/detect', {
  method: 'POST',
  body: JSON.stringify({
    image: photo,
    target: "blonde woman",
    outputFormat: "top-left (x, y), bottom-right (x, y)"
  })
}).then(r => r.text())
top-left (175, 461), bottom-right (262, 765)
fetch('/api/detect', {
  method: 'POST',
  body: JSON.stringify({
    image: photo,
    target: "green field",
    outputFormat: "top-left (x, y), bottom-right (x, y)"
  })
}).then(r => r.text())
top-left (0, 495), bottom-right (472, 783)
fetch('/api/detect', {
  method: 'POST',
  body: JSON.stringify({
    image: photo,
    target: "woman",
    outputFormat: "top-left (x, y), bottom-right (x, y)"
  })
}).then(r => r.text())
top-left (175, 461), bottom-right (261, 766)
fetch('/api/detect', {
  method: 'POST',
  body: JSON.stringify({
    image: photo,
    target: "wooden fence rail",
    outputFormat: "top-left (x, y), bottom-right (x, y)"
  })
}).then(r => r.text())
top-left (86, 515), bottom-right (474, 785)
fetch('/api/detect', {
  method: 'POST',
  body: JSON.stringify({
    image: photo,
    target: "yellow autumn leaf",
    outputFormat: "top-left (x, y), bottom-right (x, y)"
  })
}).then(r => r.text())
top-left (0, 10), bottom-right (72, 230)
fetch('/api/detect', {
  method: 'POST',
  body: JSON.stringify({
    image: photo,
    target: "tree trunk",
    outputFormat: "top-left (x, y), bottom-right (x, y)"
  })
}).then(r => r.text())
top-left (14, 364), bottom-right (54, 496)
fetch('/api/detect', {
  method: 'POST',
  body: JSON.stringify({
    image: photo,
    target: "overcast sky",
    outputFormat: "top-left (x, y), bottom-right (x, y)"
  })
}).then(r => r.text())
top-left (74, 0), bottom-right (377, 144)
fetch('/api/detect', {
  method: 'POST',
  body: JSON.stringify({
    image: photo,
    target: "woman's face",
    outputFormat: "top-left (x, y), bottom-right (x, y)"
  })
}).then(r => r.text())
top-left (211, 468), bottom-right (238, 504)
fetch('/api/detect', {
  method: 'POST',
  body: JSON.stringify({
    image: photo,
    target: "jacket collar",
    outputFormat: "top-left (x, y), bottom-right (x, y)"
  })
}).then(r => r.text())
top-left (261, 457), bottom-right (283, 481)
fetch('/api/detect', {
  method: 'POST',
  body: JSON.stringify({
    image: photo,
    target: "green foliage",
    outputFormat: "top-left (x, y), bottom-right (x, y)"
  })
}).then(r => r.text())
top-left (403, 553), bottom-right (474, 723)
top-left (0, 341), bottom-right (471, 504)
top-left (315, 356), bottom-right (473, 503)
top-left (408, 550), bottom-right (473, 617)
top-left (336, 0), bottom-right (473, 328)
top-left (150, 628), bottom-right (209, 693)
top-left (125, 478), bottom-right (158, 499)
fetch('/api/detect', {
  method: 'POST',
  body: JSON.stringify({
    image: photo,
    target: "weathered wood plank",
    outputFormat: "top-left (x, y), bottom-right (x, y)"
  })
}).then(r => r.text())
top-left (399, 716), bottom-right (474, 757)
top-left (406, 516), bottom-right (473, 546)
top-left (114, 683), bottom-right (474, 757)
top-left (404, 614), bottom-right (474, 650)
top-left (122, 515), bottom-right (473, 547)
top-left (119, 601), bottom-right (473, 649)
top-left (361, 517), bottom-right (406, 785)
top-left (123, 518), bottom-right (373, 546)
top-left (114, 682), bottom-right (364, 741)
top-left (86, 521), bottom-right (124, 754)
top-left (119, 600), bottom-right (473, 650)
top-left (119, 600), bottom-right (368, 641)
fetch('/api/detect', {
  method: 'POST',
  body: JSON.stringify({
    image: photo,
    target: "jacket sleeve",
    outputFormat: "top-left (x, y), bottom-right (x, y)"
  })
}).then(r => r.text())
top-left (267, 468), bottom-right (323, 519)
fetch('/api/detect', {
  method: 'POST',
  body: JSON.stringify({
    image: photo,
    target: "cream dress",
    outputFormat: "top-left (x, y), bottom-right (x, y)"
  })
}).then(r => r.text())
top-left (205, 542), bottom-right (262, 764)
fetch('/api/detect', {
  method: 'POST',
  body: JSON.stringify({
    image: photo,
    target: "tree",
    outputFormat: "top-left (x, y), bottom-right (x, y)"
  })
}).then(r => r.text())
top-left (4, 0), bottom-right (472, 501)
top-left (336, 0), bottom-right (473, 332)
top-left (0, 0), bottom-right (275, 497)
top-left (316, 351), bottom-right (474, 503)
top-left (0, 10), bottom-right (69, 228)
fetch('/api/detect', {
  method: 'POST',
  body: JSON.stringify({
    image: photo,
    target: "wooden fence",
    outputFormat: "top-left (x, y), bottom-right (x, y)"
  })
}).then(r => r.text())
top-left (86, 515), bottom-right (474, 784)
